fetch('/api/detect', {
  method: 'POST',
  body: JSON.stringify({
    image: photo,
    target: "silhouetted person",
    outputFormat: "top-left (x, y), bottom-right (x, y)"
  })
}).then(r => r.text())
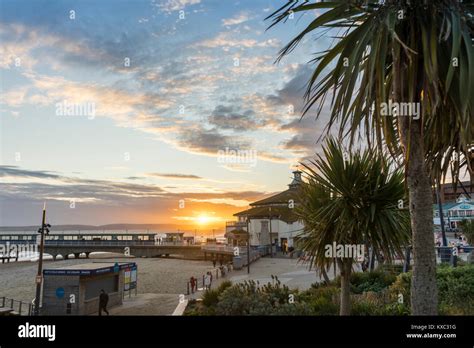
top-left (190, 276), bottom-right (196, 294)
top-left (212, 259), bottom-right (217, 268)
top-left (99, 289), bottom-right (109, 316)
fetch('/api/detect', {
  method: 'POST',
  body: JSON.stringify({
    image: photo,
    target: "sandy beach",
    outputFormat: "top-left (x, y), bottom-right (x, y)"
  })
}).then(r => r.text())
top-left (0, 254), bottom-right (333, 315)
top-left (0, 255), bottom-right (218, 309)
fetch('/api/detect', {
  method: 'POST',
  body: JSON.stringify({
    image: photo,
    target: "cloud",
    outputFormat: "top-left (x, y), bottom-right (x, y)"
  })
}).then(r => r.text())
top-left (194, 32), bottom-right (279, 49)
top-left (222, 12), bottom-right (251, 26)
top-left (208, 105), bottom-right (261, 132)
top-left (155, 0), bottom-right (201, 12)
top-left (177, 126), bottom-right (252, 155)
top-left (147, 173), bottom-right (203, 179)
top-left (266, 64), bottom-right (312, 109)
top-left (0, 166), bottom-right (60, 179)
top-left (0, 165), bottom-right (271, 225)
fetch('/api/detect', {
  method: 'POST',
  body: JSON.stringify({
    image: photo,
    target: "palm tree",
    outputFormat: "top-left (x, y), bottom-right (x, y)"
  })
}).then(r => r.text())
top-left (267, 0), bottom-right (474, 315)
top-left (296, 138), bottom-right (411, 315)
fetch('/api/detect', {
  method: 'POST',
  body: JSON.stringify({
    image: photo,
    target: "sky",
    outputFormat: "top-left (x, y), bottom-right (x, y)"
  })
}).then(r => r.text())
top-left (0, 0), bottom-right (331, 228)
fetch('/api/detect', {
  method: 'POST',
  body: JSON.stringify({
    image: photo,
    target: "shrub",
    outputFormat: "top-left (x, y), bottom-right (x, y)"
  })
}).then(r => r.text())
top-left (387, 265), bottom-right (474, 315)
top-left (377, 264), bottom-right (404, 275)
top-left (437, 265), bottom-right (474, 314)
top-left (202, 280), bottom-right (233, 308)
top-left (350, 270), bottom-right (397, 294)
top-left (351, 298), bottom-right (381, 315)
top-left (300, 286), bottom-right (339, 315)
top-left (215, 277), bottom-right (297, 315)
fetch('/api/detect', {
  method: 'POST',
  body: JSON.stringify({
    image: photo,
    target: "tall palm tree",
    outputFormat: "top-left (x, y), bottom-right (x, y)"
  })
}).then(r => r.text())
top-left (296, 138), bottom-right (411, 315)
top-left (268, 0), bottom-right (474, 315)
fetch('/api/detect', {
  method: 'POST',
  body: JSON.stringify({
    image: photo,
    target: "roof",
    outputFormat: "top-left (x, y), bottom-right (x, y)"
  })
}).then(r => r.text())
top-left (234, 205), bottom-right (299, 223)
top-left (250, 186), bottom-right (300, 206)
top-left (433, 201), bottom-right (474, 210)
top-left (233, 170), bottom-right (302, 222)
top-left (225, 229), bottom-right (248, 239)
top-left (43, 262), bottom-right (136, 276)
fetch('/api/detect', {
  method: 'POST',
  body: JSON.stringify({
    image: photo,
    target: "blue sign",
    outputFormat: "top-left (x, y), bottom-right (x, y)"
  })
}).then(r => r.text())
top-left (56, 287), bottom-right (65, 298)
top-left (43, 262), bottom-right (136, 276)
top-left (460, 204), bottom-right (471, 210)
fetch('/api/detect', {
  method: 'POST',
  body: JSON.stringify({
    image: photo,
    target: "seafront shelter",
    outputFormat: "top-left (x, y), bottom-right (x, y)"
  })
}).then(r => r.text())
top-left (41, 262), bottom-right (137, 315)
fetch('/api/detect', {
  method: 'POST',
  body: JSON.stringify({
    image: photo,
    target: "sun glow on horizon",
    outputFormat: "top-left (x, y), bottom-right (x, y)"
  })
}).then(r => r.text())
top-left (197, 214), bottom-right (213, 224)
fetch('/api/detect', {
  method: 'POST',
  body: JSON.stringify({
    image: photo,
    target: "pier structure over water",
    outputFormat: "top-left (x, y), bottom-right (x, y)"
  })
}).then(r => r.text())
top-left (0, 231), bottom-right (206, 260)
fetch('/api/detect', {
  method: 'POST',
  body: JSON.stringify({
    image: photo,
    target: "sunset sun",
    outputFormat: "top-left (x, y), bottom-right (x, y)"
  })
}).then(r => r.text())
top-left (196, 214), bottom-right (211, 224)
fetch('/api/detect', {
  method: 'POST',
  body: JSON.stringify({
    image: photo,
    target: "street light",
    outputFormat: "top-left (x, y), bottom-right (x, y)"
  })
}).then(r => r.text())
top-left (269, 207), bottom-right (273, 258)
top-left (34, 203), bottom-right (50, 316)
top-left (246, 217), bottom-right (250, 274)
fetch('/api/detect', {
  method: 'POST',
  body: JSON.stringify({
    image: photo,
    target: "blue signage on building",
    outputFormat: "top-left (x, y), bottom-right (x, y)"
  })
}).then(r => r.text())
top-left (56, 287), bottom-right (65, 298)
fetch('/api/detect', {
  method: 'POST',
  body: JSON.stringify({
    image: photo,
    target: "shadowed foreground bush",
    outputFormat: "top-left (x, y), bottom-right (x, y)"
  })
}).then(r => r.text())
top-left (187, 266), bottom-right (474, 315)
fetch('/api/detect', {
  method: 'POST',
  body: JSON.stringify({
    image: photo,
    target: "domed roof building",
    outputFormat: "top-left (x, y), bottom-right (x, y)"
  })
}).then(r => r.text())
top-left (225, 171), bottom-right (304, 252)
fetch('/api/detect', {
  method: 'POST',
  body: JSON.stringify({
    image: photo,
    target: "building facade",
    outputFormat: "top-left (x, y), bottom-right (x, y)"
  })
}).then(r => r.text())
top-left (433, 194), bottom-right (474, 230)
top-left (226, 171), bottom-right (304, 250)
top-left (435, 181), bottom-right (473, 203)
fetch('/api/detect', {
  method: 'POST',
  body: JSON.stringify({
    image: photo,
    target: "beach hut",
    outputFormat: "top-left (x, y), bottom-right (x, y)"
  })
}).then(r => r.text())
top-left (40, 262), bottom-right (137, 315)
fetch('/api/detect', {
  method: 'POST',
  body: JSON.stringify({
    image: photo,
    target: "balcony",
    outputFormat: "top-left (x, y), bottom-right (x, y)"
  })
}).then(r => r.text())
top-left (225, 221), bottom-right (247, 228)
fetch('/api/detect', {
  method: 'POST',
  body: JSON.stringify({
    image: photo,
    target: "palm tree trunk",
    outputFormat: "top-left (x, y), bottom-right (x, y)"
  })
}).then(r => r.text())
top-left (338, 259), bottom-right (352, 315)
top-left (393, 37), bottom-right (438, 315)
top-left (401, 120), bottom-right (438, 315)
top-left (321, 268), bottom-right (330, 284)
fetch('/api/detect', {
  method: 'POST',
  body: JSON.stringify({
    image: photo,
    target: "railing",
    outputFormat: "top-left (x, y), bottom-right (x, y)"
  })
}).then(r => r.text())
top-left (44, 240), bottom-right (156, 246)
top-left (436, 246), bottom-right (474, 253)
top-left (0, 240), bottom-right (36, 244)
top-left (225, 221), bottom-right (247, 228)
top-left (0, 297), bottom-right (33, 316)
top-left (436, 214), bottom-right (474, 218)
top-left (201, 245), bottom-right (235, 253)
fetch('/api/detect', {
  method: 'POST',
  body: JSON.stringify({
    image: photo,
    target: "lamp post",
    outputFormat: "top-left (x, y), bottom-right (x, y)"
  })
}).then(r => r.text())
top-left (436, 182), bottom-right (448, 247)
top-left (246, 217), bottom-right (250, 274)
top-left (34, 203), bottom-right (50, 316)
top-left (269, 207), bottom-right (273, 258)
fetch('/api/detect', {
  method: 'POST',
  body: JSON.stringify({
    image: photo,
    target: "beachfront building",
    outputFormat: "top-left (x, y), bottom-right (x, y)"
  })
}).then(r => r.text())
top-left (434, 180), bottom-right (473, 203)
top-left (433, 194), bottom-right (474, 230)
top-left (162, 232), bottom-right (184, 244)
top-left (226, 171), bottom-right (304, 250)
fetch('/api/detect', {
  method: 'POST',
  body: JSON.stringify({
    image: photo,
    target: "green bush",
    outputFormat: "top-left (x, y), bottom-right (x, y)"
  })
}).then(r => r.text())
top-left (437, 265), bottom-right (474, 314)
top-left (350, 270), bottom-right (397, 294)
top-left (377, 264), bottom-right (404, 275)
top-left (351, 299), bottom-right (380, 315)
top-left (215, 277), bottom-right (300, 315)
top-left (196, 266), bottom-right (474, 315)
top-left (300, 286), bottom-right (339, 315)
top-left (202, 280), bottom-right (233, 308)
top-left (387, 265), bottom-right (474, 315)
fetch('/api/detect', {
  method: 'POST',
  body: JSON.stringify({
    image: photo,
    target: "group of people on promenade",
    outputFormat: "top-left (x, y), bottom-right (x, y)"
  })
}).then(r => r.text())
top-left (188, 261), bottom-right (234, 294)
top-left (189, 271), bottom-right (214, 293)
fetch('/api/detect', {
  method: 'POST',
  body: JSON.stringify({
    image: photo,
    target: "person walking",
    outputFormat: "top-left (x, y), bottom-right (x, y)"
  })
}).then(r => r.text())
top-left (212, 258), bottom-right (217, 268)
top-left (190, 277), bottom-right (196, 294)
top-left (98, 289), bottom-right (109, 316)
top-left (204, 273), bottom-right (211, 290)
